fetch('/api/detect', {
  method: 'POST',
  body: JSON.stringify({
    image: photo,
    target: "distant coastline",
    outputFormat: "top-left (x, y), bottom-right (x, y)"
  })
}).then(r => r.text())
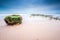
top-left (31, 14), bottom-right (60, 21)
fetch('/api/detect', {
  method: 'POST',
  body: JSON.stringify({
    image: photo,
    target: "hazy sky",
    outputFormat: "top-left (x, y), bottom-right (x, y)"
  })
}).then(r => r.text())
top-left (0, 0), bottom-right (60, 14)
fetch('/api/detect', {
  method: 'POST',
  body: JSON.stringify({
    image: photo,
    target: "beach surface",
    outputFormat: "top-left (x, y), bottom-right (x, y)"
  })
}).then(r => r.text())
top-left (0, 14), bottom-right (60, 40)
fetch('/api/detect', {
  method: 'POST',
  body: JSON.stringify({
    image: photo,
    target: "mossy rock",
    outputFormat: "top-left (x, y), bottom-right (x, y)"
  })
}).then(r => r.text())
top-left (4, 15), bottom-right (22, 25)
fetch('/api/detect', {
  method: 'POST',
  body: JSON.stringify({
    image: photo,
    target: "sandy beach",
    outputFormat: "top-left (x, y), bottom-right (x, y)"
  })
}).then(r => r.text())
top-left (0, 14), bottom-right (60, 40)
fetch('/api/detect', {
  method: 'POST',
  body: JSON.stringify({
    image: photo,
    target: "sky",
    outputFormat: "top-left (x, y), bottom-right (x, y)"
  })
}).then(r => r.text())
top-left (0, 0), bottom-right (60, 14)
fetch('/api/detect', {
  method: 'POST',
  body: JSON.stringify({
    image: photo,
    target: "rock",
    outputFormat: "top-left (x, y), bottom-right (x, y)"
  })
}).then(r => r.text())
top-left (4, 15), bottom-right (22, 25)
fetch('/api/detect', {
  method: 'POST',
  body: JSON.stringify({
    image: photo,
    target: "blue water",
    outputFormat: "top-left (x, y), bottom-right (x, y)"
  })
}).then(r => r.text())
top-left (0, 0), bottom-right (60, 14)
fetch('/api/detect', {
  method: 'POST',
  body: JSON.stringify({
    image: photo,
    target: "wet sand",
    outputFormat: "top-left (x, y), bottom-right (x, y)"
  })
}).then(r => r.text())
top-left (0, 14), bottom-right (60, 40)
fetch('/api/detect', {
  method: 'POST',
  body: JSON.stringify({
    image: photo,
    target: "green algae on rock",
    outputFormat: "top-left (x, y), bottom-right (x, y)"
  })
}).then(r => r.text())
top-left (4, 15), bottom-right (22, 25)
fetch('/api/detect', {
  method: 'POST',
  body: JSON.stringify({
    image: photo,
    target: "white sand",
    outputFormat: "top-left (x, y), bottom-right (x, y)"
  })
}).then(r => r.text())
top-left (0, 14), bottom-right (60, 40)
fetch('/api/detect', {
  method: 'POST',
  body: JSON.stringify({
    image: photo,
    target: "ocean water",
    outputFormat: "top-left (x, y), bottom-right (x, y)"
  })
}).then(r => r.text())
top-left (0, 0), bottom-right (60, 20)
top-left (0, 0), bottom-right (60, 14)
